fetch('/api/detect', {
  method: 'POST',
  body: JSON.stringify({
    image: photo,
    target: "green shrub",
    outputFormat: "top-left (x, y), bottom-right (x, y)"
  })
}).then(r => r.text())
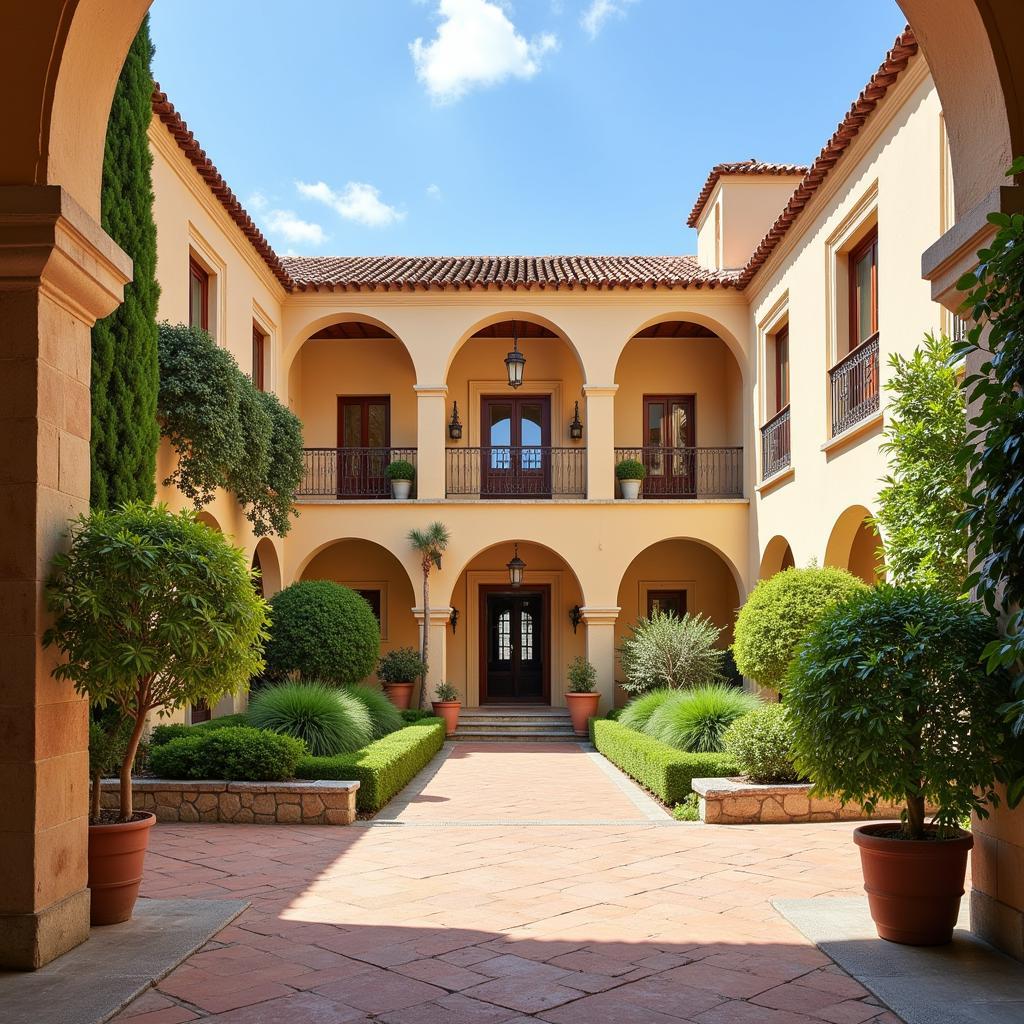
top-left (344, 684), bottom-right (404, 739)
top-left (149, 713), bottom-right (249, 747)
top-left (434, 681), bottom-right (459, 702)
top-left (590, 719), bottom-right (737, 806)
top-left (673, 794), bottom-right (700, 821)
top-left (605, 708), bottom-right (622, 721)
top-left (385, 460), bottom-right (415, 481)
top-left (400, 708), bottom-right (439, 724)
top-left (151, 726), bottom-right (305, 781)
top-left (567, 657), bottom-right (597, 694)
top-left (192, 713), bottom-right (249, 732)
top-left (378, 647), bottom-right (427, 683)
top-left (248, 682), bottom-right (372, 756)
top-left (149, 735), bottom-right (211, 778)
top-left (618, 611), bottom-right (725, 695)
top-left (722, 702), bottom-right (800, 784)
top-left (732, 566), bottom-right (868, 691)
top-left (618, 688), bottom-right (677, 733)
top-left (264, 580), bottom-right (380, 684)
top-left (645, 685), bottom-right (759, 753)
top-left (297, 720), bottom-right (445, 811)
top-left (615, 459), bottom-right (646, 480)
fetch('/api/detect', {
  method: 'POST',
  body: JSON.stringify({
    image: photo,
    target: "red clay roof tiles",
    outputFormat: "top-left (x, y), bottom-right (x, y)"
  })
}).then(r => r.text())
top-left (686, 160), bottom-right (810, 229)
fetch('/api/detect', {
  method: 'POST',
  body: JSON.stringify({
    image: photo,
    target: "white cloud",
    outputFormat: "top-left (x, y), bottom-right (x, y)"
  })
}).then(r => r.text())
top-left (426, 183), bottom-right (443, 200)
top-left (410, 0), bottom-right (558, 104)
top-left (248, 192), bottom-right (327, 247)
top-left (297, 180), bottom-right (405, 228)
top-left (580, 0), bottom-right (635, 39)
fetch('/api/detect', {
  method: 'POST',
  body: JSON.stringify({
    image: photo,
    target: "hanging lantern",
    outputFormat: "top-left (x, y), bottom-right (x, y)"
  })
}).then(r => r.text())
top-left (504, 322), bottom-right (525, 388)
top-left (506, 544), bottom-right (526, 587)
top-left (448, 401), bottom-right (463, 440)
top-left (569, 400), bottom-right (584, 440)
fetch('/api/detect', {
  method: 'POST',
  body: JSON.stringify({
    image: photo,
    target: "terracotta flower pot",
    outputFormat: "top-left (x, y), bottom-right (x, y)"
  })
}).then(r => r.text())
top-left (383, 681), bottom-right (415, 709)
top-left (566, 692), bottom-right (600, 735)
top-left (88, 811), bottom-right (156, 926)
top-left (431, 700), bottom-right (461, 736)
top-left (854, 822), bottom-right (973, 945)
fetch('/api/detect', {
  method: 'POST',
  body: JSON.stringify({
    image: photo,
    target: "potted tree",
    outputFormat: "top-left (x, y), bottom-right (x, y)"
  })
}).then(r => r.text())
top-left (615, 458), bottom-right (646, 500)
top-left (786, 584), bottom-right (1017, 945)
top-left (386, 459), bottom-right (416, 501)
top-left (378, 647), bottom-right (428, 710)
top-left (565, 657), bottom-right (599, 735)
top-left (44, 502), bottom-right (269, 925)
top-left (431, 681), bottom-right (461, 736)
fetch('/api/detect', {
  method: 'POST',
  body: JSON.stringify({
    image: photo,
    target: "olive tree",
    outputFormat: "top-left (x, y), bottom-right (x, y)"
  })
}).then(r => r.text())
top-left (617, 611), bottom-right (725, 695)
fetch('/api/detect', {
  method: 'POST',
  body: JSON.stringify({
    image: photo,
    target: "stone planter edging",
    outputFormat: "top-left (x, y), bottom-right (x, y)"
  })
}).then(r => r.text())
top-left (101, 778), bottom-right (359, 825)
top-left (691, 776), bottom-right (912, 825)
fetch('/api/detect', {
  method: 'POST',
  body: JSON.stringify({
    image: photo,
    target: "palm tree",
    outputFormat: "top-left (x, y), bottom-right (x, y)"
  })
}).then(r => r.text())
top-left (408, 521), bottom-right (450, 709)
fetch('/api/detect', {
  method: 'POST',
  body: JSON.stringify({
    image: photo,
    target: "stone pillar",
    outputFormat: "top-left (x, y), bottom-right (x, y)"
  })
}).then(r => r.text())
top-left (414, 385), bottom-right (447, 500)
top-left (583, 385), bottom-right (618, 500)
top-left (0, 186), bottom-right (132, 969)
top-left (413, 607), bottom-right (452, 705)
top-left (581, 606), bottom-right (620, 713)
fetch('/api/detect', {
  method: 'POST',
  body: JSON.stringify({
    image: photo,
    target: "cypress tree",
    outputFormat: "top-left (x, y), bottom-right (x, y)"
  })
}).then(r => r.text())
top-left (90, 17), bottom-right (160, 508)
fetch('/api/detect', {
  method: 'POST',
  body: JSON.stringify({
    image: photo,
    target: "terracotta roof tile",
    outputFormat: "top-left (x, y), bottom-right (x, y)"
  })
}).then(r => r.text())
top-left (686, 160), bottom-right (809, 228)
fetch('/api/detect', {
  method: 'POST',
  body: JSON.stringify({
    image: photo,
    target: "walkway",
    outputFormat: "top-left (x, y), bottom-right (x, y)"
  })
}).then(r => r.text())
top-left (114, 742), bottom-right (901, 1024)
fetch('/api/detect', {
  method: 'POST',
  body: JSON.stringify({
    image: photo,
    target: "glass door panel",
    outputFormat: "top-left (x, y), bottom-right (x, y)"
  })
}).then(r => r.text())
top-left (337, 396), bottom-right (390, 497)
top-left (482, 589), bottom-right (547, 702)
top-left (481, 396), bottom-right (550, 496)
top-left (643, 395), bottom-right (696, 497)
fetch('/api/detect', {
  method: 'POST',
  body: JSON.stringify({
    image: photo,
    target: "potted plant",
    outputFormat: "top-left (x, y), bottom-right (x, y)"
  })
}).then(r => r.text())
top-left (565, 657), bottom-right (600, 735)
top-left (386, 459), bottom-right (416, 500)
top-left (378, 647), bottom-right (427, 709)
top-left (786, 584), bottom-right (1017, 945)
top-left (431, 681), bottom-right (461, 736)
top-left (615, 458), bottom-right (646, 500)
top-left (44, 502), bottom-right (269, 925)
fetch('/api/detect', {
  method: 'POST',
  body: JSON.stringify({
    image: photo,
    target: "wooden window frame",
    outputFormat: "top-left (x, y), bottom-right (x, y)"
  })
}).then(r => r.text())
top-left (252, 321), bottom-right (266, 391)
top-left (189, 257), bottom-right (210, 333)
top-left (847, 227), bottom-right (878, 352)
top-left (646, 589), bottom-right (688, 618)
top-left (774, 325), bottom-right (790, 415)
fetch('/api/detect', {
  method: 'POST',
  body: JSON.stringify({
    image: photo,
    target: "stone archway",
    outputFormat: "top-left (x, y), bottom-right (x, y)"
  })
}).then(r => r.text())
top-left (759, 535), bottom-right (796, 579)
top-left (824, 505), bottom-right (884, 584)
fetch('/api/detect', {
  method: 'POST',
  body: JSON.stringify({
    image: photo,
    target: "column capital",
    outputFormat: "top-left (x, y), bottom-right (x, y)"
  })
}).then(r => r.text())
top-left (581, 606), bottom-right (621, 626)
top-left (414, 385), bottom-right (448, 398)
top-left (413, 606), bottom-right (454, 625)
top-left (582, 384), bottom-right (619, 398)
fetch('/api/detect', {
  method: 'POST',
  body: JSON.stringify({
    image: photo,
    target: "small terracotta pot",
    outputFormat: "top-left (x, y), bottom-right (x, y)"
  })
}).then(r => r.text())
top-left (566, 692), bottom-right (600, 735)
top-left (431, 701), bottom-right (461, 736)
top-left (88, 811), bottom-right (156, 926)
top-left (854, 822), bottom-right (973, 945)
top-left (383, 681), bottom-right (415, 709)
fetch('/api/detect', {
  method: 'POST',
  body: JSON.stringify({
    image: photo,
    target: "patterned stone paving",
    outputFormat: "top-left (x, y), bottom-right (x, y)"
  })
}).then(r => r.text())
top-left (113, 743), bottom-right (904, 1023)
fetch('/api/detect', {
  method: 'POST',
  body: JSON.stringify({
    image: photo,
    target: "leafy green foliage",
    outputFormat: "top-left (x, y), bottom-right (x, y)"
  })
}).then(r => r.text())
top-left (615, 459), bottom-right (647, 480)
top-left (644, 686), bottom-right (759, 753)
top-left (264, 580), bottom-right (380, 684)
top-left (149, 726), bottom-right (305, 781)
top-left (722, 702), bottom-right (801, 784)
top-left (874, 332), bottom-right (967, 596)
top-left (385, 460), bottom-right (416, 481)
top-left (434, 681), bottom-right (459, 702)
top-left (297, 720), bottom-right (446, 811)
top-left (408, 522), bottom-right (451, 709)
top-left (567, 657), bottom-right (597, 694)
top-left (148, 734), bottom-right (209, 780)
top-left (91, 19), bottom-right (159, 510)
top-left (44, 502), bottom-right (269, 818)
top-left (617, 611), bottom-right (725, 694)
top-left (590, 719), bottom-right (738, 806)
top-left (400, 708), bottom-right (440, 724)
top-left (673, 794), bottom-right (701, 821)
top-left (344, 684), bottom-right (404, 739)
top-left (149, 714), bottom-right (248, 746)
top-left (378, 647), bottom-right (428, 683)
top-left (732, 566), bottom-right (867, 690)
top-left (618, 688), bottom-right (680, 733)
top-left (247, 682), bottom-right (373, 756)
top-left (786, 584), bottom-right (1016, 837)
top-left (157, 323), bottom-right (303, 537)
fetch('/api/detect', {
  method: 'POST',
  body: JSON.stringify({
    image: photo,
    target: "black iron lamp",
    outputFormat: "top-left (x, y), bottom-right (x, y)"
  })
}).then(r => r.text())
top-left (504, 322), bottom-right (525, 388)
top-left (449, 607), bottom-right (459, 633)
top-left (506, 544), bottom-right (526, 587)
top-left (569, 400), bottom-right (584, 441)
top-left (569, 605), bottom-right (583, 633)
top-left (448, 401), bottom-right (463, 440)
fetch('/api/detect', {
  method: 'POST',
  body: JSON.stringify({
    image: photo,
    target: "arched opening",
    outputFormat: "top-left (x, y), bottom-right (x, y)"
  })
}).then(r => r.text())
top-left (760, 535), bottom-right (796, 579)
top-left (288, 316), bottom-right (416, 499)
top-left (825, 505), bottom-right (884, 584)
top-left (615, 538), bottom-right (741, 706)
top-left (613, 320), bottom-right (744, 499)
top-left (196, 510), bottom-right (222, 533)
top-left (447, 540), bottom-right (585, 708)
top-left (252, 538), bottom-right (282, 598)
top-left (444, 316), bottom-right (586, 499)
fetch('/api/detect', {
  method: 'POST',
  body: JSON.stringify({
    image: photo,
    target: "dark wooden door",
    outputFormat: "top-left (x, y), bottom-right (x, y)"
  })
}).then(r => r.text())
top-left (481, 395), bottom-right (550, 497)
top-left (480, 586), bottom-right (549, 703)
top-left (643, 395), bottom-right (696, 497)
top-left (337, 396), bottom-right (390, 497)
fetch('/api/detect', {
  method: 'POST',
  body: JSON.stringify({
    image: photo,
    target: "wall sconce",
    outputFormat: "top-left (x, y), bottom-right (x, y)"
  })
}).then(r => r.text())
top-left (506, 544), bottom-right (526, 587)
top-left (569, 605), bottom-right (583, 633)
top-left (449, 607), bottom-right (459, 633)
top-left (569, 401), bottom-right (584, 441)
top-left (448, 402), bottom-right (463, 440)
top-left (504, 322), bottom-right (525, 388)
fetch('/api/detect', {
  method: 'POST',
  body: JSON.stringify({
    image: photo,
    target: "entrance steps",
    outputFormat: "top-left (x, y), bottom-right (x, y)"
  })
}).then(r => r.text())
top-left (453, 706), bottom-right (580, 742)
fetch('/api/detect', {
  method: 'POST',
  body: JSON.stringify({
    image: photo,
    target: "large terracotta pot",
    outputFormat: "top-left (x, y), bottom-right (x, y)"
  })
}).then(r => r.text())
top-left (566, 692), bottom-right (600, 735)
top-left (383, 681), bottom-right (414, 709)
top-left (431, 701), bottom-right (461, 737)
top-left (854, 822), bottom-right (973, 945)
top-left (88, 811), bottom-right (156, 926)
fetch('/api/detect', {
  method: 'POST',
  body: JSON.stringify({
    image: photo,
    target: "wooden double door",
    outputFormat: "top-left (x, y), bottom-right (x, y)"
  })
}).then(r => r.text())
top-left (337, 396), bottom-right (390, 498)
top-left (479, 585), bottom-right (550, 703)
top-left (642, 394), bottom-right (696, 497)
top-left (482, 395), bottom-right (551, 497)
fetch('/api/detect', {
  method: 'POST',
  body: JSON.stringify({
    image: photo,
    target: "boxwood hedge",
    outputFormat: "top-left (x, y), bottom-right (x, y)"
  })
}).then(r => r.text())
top-left (590, 718), bottom-right (737, 806)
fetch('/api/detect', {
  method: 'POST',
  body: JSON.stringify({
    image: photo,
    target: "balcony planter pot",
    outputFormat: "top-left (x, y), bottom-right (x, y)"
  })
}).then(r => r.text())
top-left (383, 681), bottom-right (415, 709)
top-left (853, 823), bottom-right (973, 945)
top-left (565, 692), bottom-right (600, 735)
top-left (620, 479), bottom-right (642, 500)
top-left (391, 479), bottom-right (412, 501)
top-left (88, 811), bottom-right (156, 925)
top-left (431, 700), bottom-right (461, 737)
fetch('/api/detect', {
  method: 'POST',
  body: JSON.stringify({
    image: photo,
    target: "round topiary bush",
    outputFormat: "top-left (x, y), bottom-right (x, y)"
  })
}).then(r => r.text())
top-left (264, 580), bottom-right (380, 684)
top-left (732, 566), bottom-right (868, 691)
top-left (645, 685), bottom-right (759, 753)
top-left (148, 726), bottom-right (305, 781)
top-left (248, 681), bottom-right (373, 756)
top-left (618, 688), bottom-right (679, 733)
top-left (722, 702), bottom-right (801, 784)
top-left (344, 684), bottom-right (404, 739)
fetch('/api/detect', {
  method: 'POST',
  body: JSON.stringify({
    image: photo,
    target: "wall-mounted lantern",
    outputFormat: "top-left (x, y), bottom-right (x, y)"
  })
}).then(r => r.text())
top-left (569, 401), bottom-right (584, 441)
top-left (569, 605), bottom-right (583, 633)
top-left (448, 401), bottom-right (463, 440)
top-left (449, 607), bottom-right (459, 633)
top-left (504, 323), bottom-right (525, 388)
top-left (506, 544), bottom-right (526, 587)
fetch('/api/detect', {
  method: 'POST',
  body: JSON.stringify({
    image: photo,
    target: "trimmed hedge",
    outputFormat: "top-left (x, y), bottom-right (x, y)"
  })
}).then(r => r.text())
top-left (150, 713), bottom-right (248, 746)
top-left (296, 719), bottom-right (445, 812)
top-left (148, 726), bottom-right (306, 781)
top-left (590, 718), bottom-right (737, 806)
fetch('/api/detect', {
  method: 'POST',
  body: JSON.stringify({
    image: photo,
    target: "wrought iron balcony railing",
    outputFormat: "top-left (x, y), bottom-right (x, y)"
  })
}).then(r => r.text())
top-left (298, 447), bottom-right (417, 498)
top-left (446, 446), bottom-right (586, 498)
top-left (830, 333), bottom-right (880, 437)
top-left (760, 405), bottom-right (791, 479)
top-left (613, 446), bottom-right (743, 498)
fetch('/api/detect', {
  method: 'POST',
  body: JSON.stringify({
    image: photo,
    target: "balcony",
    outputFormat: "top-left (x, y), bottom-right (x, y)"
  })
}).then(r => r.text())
top-left (446, 446), bottom-right (586, 499)
top-left (829, 333), bottom-right (879, 437)
top-left (613, 447), bottom-right (743, 498)
top-left (298, 447), bottom-right (417, 499)
top-left (760, 406), bottom-right (791, 479)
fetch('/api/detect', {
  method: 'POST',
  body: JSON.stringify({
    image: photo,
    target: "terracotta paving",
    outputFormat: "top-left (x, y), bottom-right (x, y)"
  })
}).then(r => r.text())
top-left (113, 743), bottom-right (903, 1024)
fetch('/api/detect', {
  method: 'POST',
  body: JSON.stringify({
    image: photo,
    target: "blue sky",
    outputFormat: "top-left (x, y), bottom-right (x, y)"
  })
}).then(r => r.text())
top-left (149, 0), bottom-right (907, 257)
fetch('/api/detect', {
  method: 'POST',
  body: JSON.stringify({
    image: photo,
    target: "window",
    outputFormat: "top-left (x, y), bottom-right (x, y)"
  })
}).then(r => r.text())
top-left (189, 257), bottom-right (209, 332)
top-left (848, 228), bottom-right (878, 351)
top-left (774, 325), bottom-right (790, 414)
top-left (647, 590), bottom-right (687, 618)
top-left (252, 322), bottom-right (267, 391)
top-left (355, 588), bottom-right (382, 627)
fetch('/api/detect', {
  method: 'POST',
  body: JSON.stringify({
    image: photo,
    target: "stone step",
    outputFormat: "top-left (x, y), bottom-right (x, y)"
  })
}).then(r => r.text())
top-left (453, 725), bottom-right (581, 739)
top-left (452, 730), bottom-right (583, 743)
top-left (457, 715), bottom-right (572, 726)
